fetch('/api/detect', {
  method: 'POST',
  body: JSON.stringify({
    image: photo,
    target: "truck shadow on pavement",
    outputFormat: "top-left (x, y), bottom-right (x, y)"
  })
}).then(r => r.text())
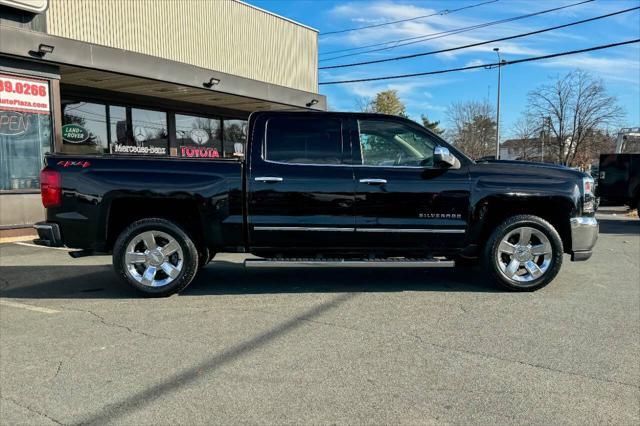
top-left (598, 217), bottom-right (640, 235)
top-left (0, 262), bottom-right (500, 299)
top-left (4, 217), bottom-right (634, 300)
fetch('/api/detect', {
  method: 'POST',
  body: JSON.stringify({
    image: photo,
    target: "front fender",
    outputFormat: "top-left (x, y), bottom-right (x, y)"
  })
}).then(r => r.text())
top-left (466, 178), bottom-right (580, 249)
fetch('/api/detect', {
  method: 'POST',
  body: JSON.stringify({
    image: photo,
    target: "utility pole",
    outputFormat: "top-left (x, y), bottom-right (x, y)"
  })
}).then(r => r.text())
top-left (493, 48), bottom-right (505, 160)
top-left (541, 116), bottom-right (550, 163)
top-left (541, 126), bottom-right (544, 163)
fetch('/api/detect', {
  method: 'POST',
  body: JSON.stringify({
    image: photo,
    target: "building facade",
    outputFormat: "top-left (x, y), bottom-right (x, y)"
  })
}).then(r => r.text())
top-left (0, 0), bottom-right (325, 233)
top-left (500, 138), bottom-right (546, 162)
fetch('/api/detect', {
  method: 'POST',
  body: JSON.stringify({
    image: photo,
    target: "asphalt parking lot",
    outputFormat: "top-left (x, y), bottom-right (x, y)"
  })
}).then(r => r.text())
top-left (1, 211), bottom-right (638, 425)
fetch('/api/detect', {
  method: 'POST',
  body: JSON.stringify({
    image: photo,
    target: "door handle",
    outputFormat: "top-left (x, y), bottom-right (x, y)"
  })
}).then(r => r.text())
top-left (359, 178), bottom-right (387, 185)
top-left (254, 176), bottom-right (284, 183)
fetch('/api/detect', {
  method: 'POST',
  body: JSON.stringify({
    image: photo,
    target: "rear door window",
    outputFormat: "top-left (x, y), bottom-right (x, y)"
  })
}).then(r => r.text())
top-left (265, 117), bottom-right (343, 165)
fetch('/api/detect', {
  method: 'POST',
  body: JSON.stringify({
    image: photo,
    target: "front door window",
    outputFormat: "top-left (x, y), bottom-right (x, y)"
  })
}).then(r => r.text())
top-left (358, 119), bottom-right (436, 167)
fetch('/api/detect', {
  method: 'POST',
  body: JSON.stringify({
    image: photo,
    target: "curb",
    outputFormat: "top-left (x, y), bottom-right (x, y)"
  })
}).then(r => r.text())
top-left (0, 235), bottom-right (37, 244)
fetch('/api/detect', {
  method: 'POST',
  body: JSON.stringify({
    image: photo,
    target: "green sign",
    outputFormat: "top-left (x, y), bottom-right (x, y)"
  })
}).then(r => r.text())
top-left (62, 124), bottom-right (89, 144)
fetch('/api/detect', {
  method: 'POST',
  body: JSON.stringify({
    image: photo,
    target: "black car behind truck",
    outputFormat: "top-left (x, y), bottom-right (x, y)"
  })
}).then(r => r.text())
top-left (598, 153), bottom-right (640, 213)
top-left (34, 112), bottom-right (599, 296)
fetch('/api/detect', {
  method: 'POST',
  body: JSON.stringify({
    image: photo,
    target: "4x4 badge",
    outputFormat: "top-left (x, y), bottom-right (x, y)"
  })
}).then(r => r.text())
top-left (57, 160), bottom-right (91, 168)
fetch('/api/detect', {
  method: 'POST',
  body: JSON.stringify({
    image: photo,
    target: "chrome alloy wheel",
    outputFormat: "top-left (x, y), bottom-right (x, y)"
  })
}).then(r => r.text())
top-left (125, 231), bottom-right (183, 287)
top-left (495, 226), bottom-right (553, 284)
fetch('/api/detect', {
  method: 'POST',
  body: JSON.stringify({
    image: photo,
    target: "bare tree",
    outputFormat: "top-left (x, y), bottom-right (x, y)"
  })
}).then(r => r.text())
top-left (526, 70), bottom-right (624, 166)
top-left (446, 100), bottom-right (496, 159)
top-left (509, 115), bottom-right (545, 161)
top-left (572, 128), bottom-right (616, 168)
top-left (355, 96), bottom-right (373, 113)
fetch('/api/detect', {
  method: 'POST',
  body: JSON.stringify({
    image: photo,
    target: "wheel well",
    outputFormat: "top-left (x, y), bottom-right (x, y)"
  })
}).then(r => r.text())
top-left (474, 197), bottom-right (574, 252)
top-left (106, 198), bottom-right (203, 251)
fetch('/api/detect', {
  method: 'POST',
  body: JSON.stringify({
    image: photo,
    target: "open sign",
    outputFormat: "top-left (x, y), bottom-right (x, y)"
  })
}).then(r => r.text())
top-left (0, 111), bottom-right (29, 136)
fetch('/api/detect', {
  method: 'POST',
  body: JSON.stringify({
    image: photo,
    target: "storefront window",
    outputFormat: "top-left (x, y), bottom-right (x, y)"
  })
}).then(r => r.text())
top-left (61, 101), bottom-right (108, 154)
top-left (175, 114), bottom-right (222, 158)
top-left (56, 92), bottom-right (249, 160)
top-left (223, 119), bottom-right (247, 158)
top-left (0, 111), bottom-right (51, 190)
top-left (108, 105), bottom-right (127, 148)
top-left (0, 73), bottom-right (52, 191)
top-left (112, 108), bottom-right (167, 155)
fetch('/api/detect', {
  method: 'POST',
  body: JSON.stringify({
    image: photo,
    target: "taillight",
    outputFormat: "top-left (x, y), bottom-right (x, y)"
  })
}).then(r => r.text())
top-left (583, 178), bottom-right (593, 195)
top-left (582, 176), bottom-right (595, 213)
top-left (40, 169), bottom-right (61, 208)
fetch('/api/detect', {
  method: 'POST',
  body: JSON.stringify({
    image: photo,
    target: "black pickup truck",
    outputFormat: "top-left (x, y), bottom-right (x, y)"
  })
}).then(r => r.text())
top-left (34, 112), bottom-right (598, 296)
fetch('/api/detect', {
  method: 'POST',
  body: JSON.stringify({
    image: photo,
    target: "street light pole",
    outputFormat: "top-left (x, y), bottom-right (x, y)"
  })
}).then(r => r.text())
top-left (494, 47), bottom-right (503, 160)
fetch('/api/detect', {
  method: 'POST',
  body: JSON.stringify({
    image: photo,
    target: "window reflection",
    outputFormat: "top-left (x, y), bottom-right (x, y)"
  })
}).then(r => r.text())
top-left (108, 105), bottom-right (127, 150)
top-left (223, 119), bottom-right (247, 158)
top-left (0, 111), bottom-right (51, 190)
top-left (175, 114), bottom-right (222, 158)
top-left (116, 108), bottom-right (168, 155)
top-left (57, 96), bottom-right (249, 160)
top-left (61, 101), bottom-right (108, 154)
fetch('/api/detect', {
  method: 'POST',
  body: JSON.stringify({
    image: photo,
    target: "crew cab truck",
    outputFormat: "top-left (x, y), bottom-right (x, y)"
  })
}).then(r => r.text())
top-left (34, 112), bottom-right (598, 296)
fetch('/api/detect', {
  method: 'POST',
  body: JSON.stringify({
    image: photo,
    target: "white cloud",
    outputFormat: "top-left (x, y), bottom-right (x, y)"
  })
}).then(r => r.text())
top-left (535, 52), bottom-right (640, 85)
top-left (319, 70), bottom-right (454, 116)
top-left (319, 71), bottom-right (456, 98)
top-left (462, 59), bottom-right (486, 72)
top-left (321, 0), bottom-right (552, 60)
top-left (319, 1), bottom-right (640, 124)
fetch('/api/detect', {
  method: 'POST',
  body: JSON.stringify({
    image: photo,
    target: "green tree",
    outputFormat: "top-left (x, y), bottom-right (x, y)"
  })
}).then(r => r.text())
top-left (446, 100), bottom-right (497, 159)
top-left (420, 114), bottom-right (444, 135)
top-left (371, 90), bottom-right (407, 117)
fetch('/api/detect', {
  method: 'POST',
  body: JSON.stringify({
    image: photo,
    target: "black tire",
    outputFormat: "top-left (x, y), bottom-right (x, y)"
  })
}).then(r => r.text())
top-left (113, 218), bottom-right (199, 297)
top-left (484, 215), bottom-right (563, 292)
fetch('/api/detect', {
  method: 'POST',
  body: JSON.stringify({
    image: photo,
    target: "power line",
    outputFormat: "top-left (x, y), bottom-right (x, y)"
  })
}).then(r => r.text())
top-left (320, 6), bottom-right (640, 70)
top-left (319, 0), bottom-right (593, 60)
top-left (318, 39), bottom-right (640, 85)
top-left (320, 0), bottom-right (592, 58)
top-left (319, 0), bottom-right (498, 36)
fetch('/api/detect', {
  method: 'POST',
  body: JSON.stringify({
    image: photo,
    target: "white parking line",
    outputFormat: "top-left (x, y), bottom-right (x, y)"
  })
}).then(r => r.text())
top-left (14, 242), bottom-right (73, 251)
top-left (0, 300), bottom-right (60, 314)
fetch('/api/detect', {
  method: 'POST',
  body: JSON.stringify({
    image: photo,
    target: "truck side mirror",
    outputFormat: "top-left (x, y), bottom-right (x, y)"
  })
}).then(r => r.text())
top-left (434, 146), bottom-right (456, 168)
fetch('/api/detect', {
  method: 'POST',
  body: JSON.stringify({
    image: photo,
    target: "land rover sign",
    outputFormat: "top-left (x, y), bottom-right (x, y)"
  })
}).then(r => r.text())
top-left (62, 124), bottom-right (89, 144)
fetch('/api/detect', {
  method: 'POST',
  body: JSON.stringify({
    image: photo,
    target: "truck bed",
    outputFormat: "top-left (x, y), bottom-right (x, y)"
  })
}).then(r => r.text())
top-left (43, 154), bottom-right (244, 251)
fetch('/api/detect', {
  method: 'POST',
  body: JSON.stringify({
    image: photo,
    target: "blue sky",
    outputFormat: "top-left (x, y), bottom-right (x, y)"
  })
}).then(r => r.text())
top-left (247, 0), bottom-right (640, 138)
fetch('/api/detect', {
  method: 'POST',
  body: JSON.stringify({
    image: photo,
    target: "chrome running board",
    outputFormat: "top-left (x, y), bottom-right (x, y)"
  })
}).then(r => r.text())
top-left (244, 258), bottom-right (455, 268)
